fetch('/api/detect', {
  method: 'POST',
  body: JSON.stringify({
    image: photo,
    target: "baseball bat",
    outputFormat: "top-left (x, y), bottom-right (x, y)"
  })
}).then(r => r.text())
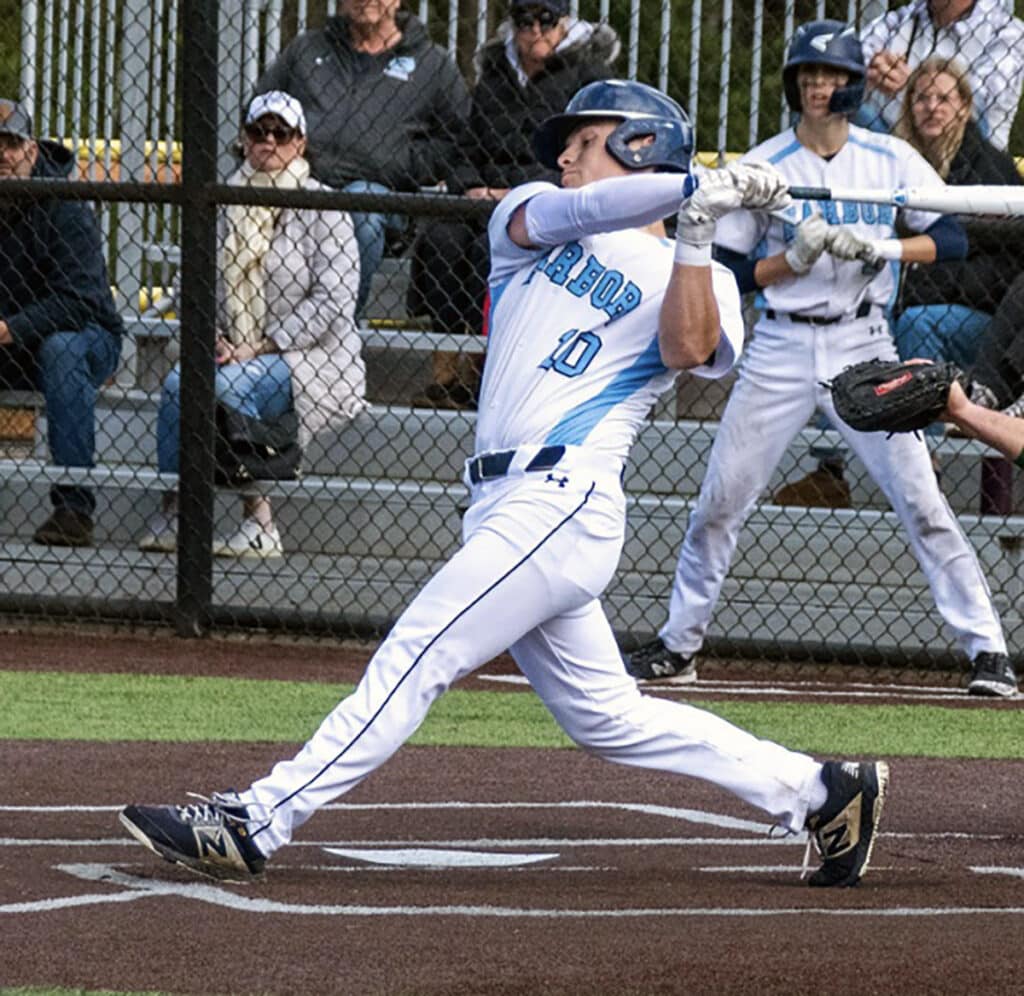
top-left (787, 184), bottom-right (1024, 216)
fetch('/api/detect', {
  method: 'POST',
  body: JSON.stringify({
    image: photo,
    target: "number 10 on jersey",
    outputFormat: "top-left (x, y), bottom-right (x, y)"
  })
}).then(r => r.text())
top-left (539, 328), bottom-right (603, 378)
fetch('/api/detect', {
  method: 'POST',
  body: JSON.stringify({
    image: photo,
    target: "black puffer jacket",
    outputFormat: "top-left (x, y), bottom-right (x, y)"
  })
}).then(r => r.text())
top-left (0, 140), bottom-right (123, 353)
top-left (899, 120), bottom-right (1024, 314)
top-left (255, 13), bottom-right (471, 191)
top-left (446, 21), bottom-right (620, 194)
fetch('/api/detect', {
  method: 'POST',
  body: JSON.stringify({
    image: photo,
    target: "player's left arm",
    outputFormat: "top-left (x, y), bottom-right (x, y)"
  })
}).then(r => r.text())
top-left (658, 263), bottom-right (722, 369)
top-left (891, 145), bottom-right (969, 265)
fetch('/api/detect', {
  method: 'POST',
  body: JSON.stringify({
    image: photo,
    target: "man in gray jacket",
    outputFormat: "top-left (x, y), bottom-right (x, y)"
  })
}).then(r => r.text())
top-left (255, 0), bottom-right (471, 314)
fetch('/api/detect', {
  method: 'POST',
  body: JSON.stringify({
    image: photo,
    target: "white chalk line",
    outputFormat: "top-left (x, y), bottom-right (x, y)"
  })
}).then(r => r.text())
top-left (0, 836), bottom-right (804, 848)
top-left (2, 863), bottom-right (1021, 919)
top-left (476, 673), bottom-right (1022, 705)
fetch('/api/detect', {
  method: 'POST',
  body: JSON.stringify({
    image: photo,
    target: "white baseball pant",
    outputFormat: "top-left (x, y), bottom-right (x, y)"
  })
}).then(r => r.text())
top-left (660, 315), bottom-right (1007, 659)
top-left (240, 461), bottom-right (823, 857)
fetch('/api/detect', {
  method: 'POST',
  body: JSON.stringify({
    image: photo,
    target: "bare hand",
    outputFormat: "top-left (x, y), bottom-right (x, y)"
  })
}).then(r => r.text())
top-left (0, 320), bottom-right (11, 346)
top-left (215, 337), bottom-right (233, 364)
top-left (943, 379), bottom-right (970, 421)
top-left (215, 338), bottom-right (258, 365)
top-left (465, 187), bottom-right (507, 201)
top-left (867, 51), bottom-right (909, 96)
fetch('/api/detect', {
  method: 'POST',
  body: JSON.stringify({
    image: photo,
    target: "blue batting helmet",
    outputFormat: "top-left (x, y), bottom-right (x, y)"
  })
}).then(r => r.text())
top-left (783, 20), bottom-right (866, 115)
top-left (532, 79), bottom-right (694, 173)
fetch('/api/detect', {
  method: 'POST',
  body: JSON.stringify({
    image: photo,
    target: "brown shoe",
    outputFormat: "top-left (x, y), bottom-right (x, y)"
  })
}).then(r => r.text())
top-left (32, 507), bottom-right (94, 547)
top-left (773, 467), bottom-right (851, 509)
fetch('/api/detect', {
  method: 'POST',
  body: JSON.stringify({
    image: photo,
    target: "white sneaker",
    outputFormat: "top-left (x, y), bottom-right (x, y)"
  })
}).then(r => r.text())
top-left (212, 518), bottom-right (283, 559)
top-left (138, 511), bottom-right (178, 553)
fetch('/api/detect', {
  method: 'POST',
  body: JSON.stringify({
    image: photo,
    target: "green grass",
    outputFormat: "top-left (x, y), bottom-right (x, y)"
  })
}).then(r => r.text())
top-left (2, 670), bottom-right (1021, 758)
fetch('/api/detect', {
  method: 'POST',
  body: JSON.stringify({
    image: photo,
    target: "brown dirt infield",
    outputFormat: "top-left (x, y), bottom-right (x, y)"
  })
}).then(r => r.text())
top-left (2, 630), bottom-right (1023, 995)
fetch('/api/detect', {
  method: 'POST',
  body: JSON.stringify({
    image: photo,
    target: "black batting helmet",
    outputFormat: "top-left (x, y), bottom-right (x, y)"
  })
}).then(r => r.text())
top-left (532, 79), bottom-right (694, 173)
top-left (783, 20), bottom-right (866, 115)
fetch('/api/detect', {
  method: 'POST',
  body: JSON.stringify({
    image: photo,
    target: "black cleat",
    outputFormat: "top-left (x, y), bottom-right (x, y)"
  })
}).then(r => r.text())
top-left (626, 637), bottom-right (698, 685)
top-left (805, 760), bottom-right (889, 887)
top-left (967, 652), bottom-right (1018, 698)
top-left (120, 793), bottom-right (266, 881)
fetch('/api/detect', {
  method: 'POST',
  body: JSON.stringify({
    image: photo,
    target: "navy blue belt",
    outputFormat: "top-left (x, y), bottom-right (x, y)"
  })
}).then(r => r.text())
top-left (467, 445), bottom-right (566, 484)
top-left (765, 300), bottom-right (874, 325)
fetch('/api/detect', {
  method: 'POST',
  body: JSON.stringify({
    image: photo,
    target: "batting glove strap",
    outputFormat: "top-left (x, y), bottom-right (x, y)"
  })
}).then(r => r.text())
top-left (673, 237), bottom-right (713, 266)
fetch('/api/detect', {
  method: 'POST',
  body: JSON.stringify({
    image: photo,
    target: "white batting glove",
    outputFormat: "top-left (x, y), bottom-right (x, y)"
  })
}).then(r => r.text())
top-left (725, 160), bottom-right (792, 213)
top-left (674, 169), bottom-right (744, 265)
top-left (677, 169), bottom-right (744, 237)
top-left (824, 226), bottom-right (884, 268)
top-left (784, 213), bottom-right (829, 275)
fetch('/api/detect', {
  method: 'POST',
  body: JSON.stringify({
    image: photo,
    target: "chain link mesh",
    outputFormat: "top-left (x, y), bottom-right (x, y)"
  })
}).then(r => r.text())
top-left (1, 0), bottom-right (1022, 671)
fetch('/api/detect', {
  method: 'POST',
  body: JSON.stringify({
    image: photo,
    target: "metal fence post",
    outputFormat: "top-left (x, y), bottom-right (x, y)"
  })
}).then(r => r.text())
top-left (175, 0), bottom-right (220, 637)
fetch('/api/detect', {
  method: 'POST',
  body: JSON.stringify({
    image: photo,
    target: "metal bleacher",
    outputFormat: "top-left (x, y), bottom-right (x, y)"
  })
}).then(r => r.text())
top-left (4, 0), bottom-right (1023, 656)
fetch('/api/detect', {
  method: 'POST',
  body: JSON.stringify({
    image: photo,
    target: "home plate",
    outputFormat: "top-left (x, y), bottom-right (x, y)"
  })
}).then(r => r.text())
top-left (323, 847), bottom-right (559, 868)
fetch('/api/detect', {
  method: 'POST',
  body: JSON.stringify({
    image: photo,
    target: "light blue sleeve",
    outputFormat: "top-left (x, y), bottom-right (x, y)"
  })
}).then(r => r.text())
top-left (487, 181), bottom-right (559, 283)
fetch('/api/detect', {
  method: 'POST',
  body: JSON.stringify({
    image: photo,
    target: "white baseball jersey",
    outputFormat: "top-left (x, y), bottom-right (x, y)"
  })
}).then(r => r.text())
top-left (477, 181), bottom-right (745, 470)
top-left (714, 125), bottom-right (944, 317)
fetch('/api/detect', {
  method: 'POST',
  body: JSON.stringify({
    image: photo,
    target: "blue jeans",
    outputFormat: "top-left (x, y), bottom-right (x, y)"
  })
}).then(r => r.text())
top-left (157, 354), bottom-right (293, 474)
top-left (342, 179), bottom-right (408, 317)
top-left (0, 324), bottom-right (122, 515)
top-left (893, 304), bottom-right (991, 368)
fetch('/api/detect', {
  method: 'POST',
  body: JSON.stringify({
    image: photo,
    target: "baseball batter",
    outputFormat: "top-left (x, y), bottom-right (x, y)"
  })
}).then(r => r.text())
top-left (628, 22), bottom-right (1016, 699)
top-left (121, 80), bottom-right (889, 886)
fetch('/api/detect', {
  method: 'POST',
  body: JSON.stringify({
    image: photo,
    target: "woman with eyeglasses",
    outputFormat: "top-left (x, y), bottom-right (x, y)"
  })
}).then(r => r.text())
top-left (138, 91), bottom-right (367, 558)
top-left (891, 57), bottom-right (1024, 383)
top-left (408, 0), bottom-right (619, 410)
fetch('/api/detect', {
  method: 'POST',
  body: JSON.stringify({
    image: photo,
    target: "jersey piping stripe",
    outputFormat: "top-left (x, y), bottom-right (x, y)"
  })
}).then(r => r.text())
top-left (250, 481), bottom-right (598, 837)
top-left (544, 335), bottom-right (667, 446)
top-left (847, 133), bottom-right (897, 161)
top-left (767, 138), bottom-right (802, 165)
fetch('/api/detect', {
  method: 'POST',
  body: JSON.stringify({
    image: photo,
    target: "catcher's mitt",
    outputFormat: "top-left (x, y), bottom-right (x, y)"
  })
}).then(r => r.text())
top-left (828, 359), bottom-right (965, 433)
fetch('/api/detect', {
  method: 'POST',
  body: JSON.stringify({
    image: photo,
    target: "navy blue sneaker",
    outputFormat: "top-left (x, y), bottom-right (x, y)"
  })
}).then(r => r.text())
top-left (626, 637), bottom-right (697, 685)
top-left (968, 653), bottom-right (1018, 698)
top-left (120, 793), bottom-right (266, 881)
top-left (805, 761), bottom-right (889, 887)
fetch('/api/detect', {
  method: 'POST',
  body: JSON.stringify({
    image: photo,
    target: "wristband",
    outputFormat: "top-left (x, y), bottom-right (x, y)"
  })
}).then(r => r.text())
top-left (674, 239), bottom-right (712, 267)
top-left (871, 239), bottom-right (903, 261)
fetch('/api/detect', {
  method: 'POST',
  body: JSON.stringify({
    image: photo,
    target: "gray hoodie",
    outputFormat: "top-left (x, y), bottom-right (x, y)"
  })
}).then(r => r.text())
top-left (255, 13), bottom-right (471, 191)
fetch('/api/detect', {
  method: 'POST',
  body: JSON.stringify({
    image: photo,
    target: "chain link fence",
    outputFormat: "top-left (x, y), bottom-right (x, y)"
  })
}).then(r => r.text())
top-left (1, 0), bottom-right (1022, 670)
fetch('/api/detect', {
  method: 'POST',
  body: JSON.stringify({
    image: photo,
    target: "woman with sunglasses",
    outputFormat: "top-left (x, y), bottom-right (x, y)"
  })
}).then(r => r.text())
top-left (409, 0), bottom-right (619, 410)
top-left (138, 91), bottom-right (367, 558)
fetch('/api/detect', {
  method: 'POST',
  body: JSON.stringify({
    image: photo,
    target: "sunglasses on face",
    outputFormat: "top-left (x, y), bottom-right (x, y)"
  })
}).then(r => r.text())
top-left (244, 122), bottom-right (299, 144)
top-left (513, 9), bottom-right (560, 30)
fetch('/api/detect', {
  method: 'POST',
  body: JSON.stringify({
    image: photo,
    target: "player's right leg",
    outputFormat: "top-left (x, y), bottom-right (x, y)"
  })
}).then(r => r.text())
top-left (120, 470), bottom-right (628, 875)
top-left (635, 326), bottom-right (818, 677)
top-left (517, 604), bottom-right (889, 887)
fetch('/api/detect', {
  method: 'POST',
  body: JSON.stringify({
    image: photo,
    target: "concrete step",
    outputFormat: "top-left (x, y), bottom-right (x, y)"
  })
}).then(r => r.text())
top-left (58, 397), bottom-right (1024, 516)
top-left (1, 536), bottom-right (1020, 660)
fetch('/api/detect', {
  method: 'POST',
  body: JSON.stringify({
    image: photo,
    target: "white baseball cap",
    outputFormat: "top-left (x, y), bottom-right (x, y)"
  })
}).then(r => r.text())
top-left (245, 91), bottom-right (306, 135)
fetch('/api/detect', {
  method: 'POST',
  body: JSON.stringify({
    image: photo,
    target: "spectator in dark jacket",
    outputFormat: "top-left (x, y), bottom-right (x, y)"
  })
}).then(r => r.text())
top-left (408, 0), bottom-right (619, 409)
top-left (0, 99), bottom-right (123, 547)
top-left (892, 58), bottom-right (1024, 371)
top-left (254, 0), bottom-right (471, 315)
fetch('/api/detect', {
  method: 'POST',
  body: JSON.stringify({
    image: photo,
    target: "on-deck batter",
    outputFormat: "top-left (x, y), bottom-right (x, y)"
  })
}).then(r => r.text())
top-left (120, 79), bottom-right (890, 886)
top-left (627, 21), bottom-right (1017, 699)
